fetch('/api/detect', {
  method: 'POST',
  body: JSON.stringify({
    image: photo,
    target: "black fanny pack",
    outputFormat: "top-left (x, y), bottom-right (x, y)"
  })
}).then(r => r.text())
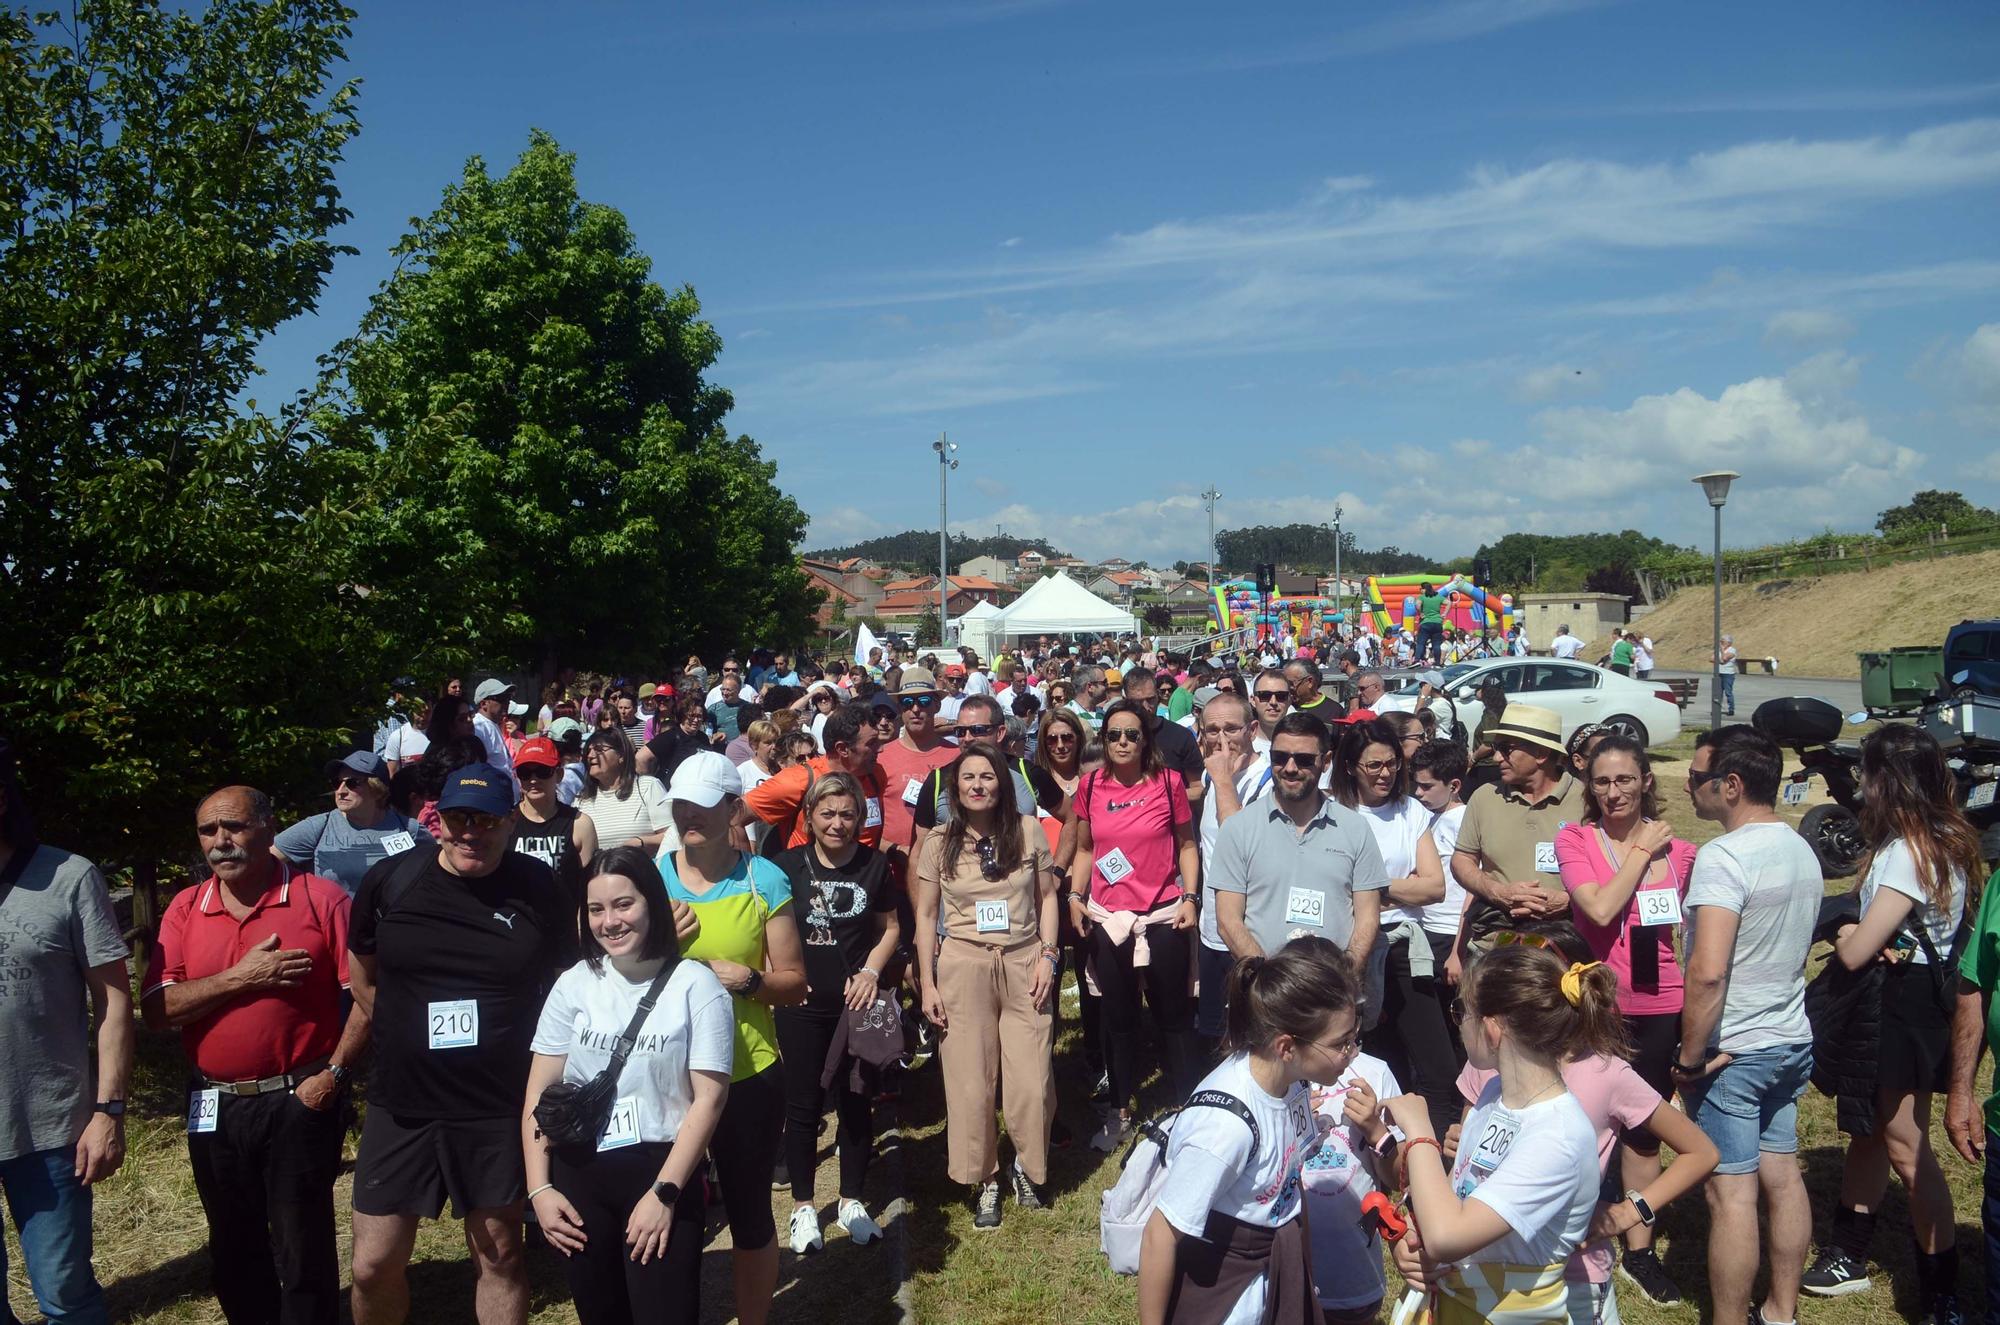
top-left (533, 965), bottom-right (672, 1150)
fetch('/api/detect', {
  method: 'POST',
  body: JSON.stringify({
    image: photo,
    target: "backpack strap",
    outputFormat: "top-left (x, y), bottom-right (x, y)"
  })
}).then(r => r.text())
top-left (374, 843), bottom-right (440, 924)
top-left (1181, 1089), bottom-right (1261, 1165)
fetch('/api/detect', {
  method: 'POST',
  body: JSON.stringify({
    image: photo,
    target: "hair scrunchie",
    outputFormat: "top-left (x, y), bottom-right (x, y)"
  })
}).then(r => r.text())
top-left (1560, 961), bottom-right (1603, 1007)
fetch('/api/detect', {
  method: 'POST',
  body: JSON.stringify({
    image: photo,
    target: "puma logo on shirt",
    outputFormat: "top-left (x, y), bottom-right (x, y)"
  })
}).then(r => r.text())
top-left (492, 911), bottom-right (518, 930)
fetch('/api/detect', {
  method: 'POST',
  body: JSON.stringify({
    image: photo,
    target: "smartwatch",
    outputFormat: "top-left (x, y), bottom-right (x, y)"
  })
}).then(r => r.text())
top-left (93, 1100), bottom-right (125, 1119)
top-left (1625, 1190), bottom-right (1657, 1226)
top-left (653, 1180), bottom-right (681, 1206)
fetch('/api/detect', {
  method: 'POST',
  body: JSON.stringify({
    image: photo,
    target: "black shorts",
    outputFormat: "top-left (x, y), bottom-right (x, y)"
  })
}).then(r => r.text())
top-left (1621, 1012), bottom-right (1680, 1155)
top-left (352, 1109), bottom-right (524, 1218)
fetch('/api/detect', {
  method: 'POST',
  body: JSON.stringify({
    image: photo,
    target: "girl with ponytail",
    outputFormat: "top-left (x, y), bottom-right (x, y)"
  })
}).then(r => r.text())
top-left (1138, 939), bottom-right (1361, 1325)
top-left (1382, 945), bottom-right (1635, 1323)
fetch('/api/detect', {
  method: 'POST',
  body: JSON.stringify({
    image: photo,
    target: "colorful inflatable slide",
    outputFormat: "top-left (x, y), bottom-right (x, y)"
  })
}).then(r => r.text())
top-left (1362, 574), bottom-right (1514, 637)
top-left (1209, 579), bottom-right (1352, 640)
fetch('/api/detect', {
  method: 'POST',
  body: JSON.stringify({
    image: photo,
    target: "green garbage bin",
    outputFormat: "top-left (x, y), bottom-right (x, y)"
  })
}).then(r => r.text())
top-left (1859, 647), bottom-right (1945, 711)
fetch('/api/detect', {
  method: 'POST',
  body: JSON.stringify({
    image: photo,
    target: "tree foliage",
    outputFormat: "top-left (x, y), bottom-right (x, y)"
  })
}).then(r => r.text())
top-left (805, 530), bottom-right (1067, 569)
top-left (1214, 524), bottom-right (1434, 575)
top-left (1472, 530), bottom-right (1678, 594)
top-left (0, 0), bottom-right (377, 869)
top-left (327, 131), bottom-right (818, 678)
top-left (1875, 489), bottom-right (1998, 541)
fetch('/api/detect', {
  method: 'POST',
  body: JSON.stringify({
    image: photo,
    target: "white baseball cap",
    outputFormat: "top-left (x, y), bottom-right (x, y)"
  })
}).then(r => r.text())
top-left (667, 749), bottom-right (744, 807)
top-left (473, 677), bottom-right (514, 704)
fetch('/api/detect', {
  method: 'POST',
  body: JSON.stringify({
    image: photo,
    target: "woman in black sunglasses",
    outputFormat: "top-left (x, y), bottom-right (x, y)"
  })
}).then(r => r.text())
top-left (1066, 698), bottom-right (1202, 1154)
top-left (912, 742), bottom-right (1059, 1230)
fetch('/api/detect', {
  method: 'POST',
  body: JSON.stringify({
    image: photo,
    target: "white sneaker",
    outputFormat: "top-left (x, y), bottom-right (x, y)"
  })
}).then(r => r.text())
top-left (837, 1198), bottom-right (883, 1245)
top-left (787, 1205), bottom-right (824, 1255)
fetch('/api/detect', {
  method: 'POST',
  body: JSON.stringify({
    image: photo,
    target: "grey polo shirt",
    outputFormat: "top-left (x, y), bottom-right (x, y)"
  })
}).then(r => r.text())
top-left (1208, 794), bottom-right (1389, 955)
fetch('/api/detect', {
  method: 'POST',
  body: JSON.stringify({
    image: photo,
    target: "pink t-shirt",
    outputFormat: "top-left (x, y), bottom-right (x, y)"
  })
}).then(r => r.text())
top-left (1459, 1056), bottom-right (1660, 1283)
top-left (1076, 768), bottom-right (1191, 913)
top-left (1554, 823), bottom-right (1698, 1017)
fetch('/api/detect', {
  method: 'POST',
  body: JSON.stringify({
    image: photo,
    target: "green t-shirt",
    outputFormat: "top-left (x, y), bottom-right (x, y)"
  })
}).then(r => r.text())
top-left (1611, 639), bottom-right (1635, 667)
top-left (662, 850), bottom-right (791, 1081)
top-left (1958, 869), bottom-right (2000, 1134)
top-left (1418, 593), bottom-right (1444, 626)
top-left (1166, 686), bottom-right (1194, 722)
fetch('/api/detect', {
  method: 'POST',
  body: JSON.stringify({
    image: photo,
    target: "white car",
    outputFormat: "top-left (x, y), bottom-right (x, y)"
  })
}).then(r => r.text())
top-left (1373, 659), bottom-right (1683, 750)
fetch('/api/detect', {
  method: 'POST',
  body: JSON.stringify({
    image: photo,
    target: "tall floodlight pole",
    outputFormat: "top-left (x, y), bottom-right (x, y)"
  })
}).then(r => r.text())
top-left (935, 434), bottom-right (958, 643)
top-left (1332, 503), bottom-right (1344, 629)
top-left (1693, 471), bottom-right (1738, 730)
top-left (1202, 486), bottom-right (1221, 593)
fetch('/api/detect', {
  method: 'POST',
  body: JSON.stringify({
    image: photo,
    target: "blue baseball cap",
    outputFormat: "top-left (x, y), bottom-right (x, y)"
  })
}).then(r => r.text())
top-left (325, 750), bottom-right (389, 782)
top-left (436, 766), bottom-right (515, 816)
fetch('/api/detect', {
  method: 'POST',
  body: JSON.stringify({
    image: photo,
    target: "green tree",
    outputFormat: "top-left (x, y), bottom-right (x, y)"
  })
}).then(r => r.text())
top-left (1875, 489), bottom-right (1996, 540)
top-left (0, 0), bottom-right (379, 878)
top-left (329, 131), bottom-right (819, 682)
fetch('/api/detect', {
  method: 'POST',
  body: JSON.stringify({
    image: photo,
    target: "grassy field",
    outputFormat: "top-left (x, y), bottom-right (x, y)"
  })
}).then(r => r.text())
top-left (8, 728), bottom-right (1987, 1323)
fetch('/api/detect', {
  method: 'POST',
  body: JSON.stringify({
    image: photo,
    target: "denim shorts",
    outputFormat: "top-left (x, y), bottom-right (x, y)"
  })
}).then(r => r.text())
top-left (1679, 1041), bottom-right (1813, 1175)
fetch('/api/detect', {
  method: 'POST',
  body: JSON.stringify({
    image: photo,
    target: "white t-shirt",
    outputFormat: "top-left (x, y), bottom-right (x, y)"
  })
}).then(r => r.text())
top-left (1858, 837), bottom-right (1969, 966)
top-left (384, 724), bottom-right (430, 765)
top-left (530, 958), bottom-right (734, 1145)
top-left (579, 775), bottom-right (679, 855)
top-left (1684, 821), bottom-right (1821, 1053)
top-left (1155, 1053), bottom-right (1322, 1325)
top-left (1359, 797), bottom-right (1434, 929)
top-left (472, 711), bottom-right (520, 797)
top-left (739, 760), bottom-right (777, 849)
top-left (964, 670), bottom-right (993, 696)
top-left (1718, 645), bottom-right (1738, 674)
top-left (1302, 1054), bottom-right (1402, 1309)
top-left (1550, 634), bottom-right (1583, 660)
top-left (1423, 804), bottom-right (1469, 936)
top-left (1447, 1078), bottom-right (1598, 1276)
top-left (1633, 639), bottom-right (1654, 671)
top-left (1198, 756), bottom-right (1275, 952)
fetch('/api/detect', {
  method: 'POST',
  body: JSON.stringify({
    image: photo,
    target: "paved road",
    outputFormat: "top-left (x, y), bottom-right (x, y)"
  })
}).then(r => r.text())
top-left (1652, 668), bottom-right (1864, 728)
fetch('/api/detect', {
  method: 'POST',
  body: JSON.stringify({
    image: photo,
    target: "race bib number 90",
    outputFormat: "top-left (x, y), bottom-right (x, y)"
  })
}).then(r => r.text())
top-left (428, 999), bottom-right (479, 1050)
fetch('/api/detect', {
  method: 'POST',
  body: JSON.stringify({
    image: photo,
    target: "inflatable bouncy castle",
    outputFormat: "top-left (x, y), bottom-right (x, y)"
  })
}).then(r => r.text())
top-left (1210, 579), bottom-right (1353, 640)
top-left (1362, 574), bottom-right (1513, 638)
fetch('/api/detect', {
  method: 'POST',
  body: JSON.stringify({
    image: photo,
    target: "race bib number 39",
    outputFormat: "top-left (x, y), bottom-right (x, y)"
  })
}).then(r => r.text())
top-left (1636, 887), bottom-right (1684, 927)
top-left (975, 899), bottom-right (1010, 933)
top-left (597, 1096), bottom-right (639, 1151)
top-left (428, 999), bottom-right (479, 1050)
top-left (188, 1088), bottom-right (219, 1135)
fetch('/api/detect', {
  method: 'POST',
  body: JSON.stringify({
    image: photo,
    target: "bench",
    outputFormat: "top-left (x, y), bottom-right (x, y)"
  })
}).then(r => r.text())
top-left (1663, 678), bottom-right (1701, 710)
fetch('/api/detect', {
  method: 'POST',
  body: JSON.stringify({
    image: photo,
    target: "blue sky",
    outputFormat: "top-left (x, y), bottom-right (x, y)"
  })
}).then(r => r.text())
top-left (257, 0), bottom-right (2000, 564)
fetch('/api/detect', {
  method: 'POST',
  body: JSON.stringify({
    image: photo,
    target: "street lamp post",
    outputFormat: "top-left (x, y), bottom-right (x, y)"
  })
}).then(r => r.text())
top-left (1332, 503), bottom-right (1344, 632)
top-left (1692, 470), bottom-right (1738, 730)
top-left (1202, 486), bottom-right (1221, 595)
top-left (934, 433), bottom-right (958, 645)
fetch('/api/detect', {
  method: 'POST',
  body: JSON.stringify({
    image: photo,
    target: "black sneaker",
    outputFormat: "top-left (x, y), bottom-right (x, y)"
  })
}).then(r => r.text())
top-left (1801, 1248), bottom-right (1871, 1296)
top-left (972, 1180), bottom-right (1002, 1230)
top-left (1008, 1158), bottom-right (1046, 1210)
top-left (1088, 1069), bottom-right (1112, 1105)
top-left (1920, 1296), bottom-right (1966, 1325)
top-left (771, 1159), bottom-right (790, 1192)
top-left (1617, 1247), bottom-right (1681, 1305)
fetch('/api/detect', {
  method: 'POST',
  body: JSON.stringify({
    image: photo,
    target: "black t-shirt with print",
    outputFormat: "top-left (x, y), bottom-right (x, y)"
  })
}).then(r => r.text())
top-left (511, 804), bottom-right (583, 901)
top-left (773, 844), bottom-right (896, 1010)
top-left (350, 848), bottom-right (574, 1119)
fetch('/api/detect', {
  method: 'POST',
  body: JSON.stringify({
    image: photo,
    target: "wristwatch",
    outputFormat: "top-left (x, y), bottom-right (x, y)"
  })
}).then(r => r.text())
top-left (1624, 1190), bottom-right (1657, 1226)
top-left (93, 1100), bottom-right (125, 1119)
top-left (739, 970), bottom-right (764, 999)
top-left (327, 1064), bottom-right (349, 1086)
top-left (653, 1180), bottom-right (681, 1206)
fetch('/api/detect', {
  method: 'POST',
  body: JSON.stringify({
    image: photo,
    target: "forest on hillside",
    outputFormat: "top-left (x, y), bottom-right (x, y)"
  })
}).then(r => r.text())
top-left (805, 530), bottom-right (1068, 568)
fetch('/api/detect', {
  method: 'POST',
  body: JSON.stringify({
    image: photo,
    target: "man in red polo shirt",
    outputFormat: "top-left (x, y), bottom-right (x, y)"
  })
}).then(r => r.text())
top-left (142, 785), bottom-right (367, 1325)
top-left (871, 668), bottom-right (956, 862)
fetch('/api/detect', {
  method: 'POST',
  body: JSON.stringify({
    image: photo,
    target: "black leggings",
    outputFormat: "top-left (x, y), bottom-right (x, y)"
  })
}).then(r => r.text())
top-left (1365, 930), bottom-right (1466, 1128)
top-left (1088, 904), bottom-right (1199, 1109)
top-left (550, 1142), bottom-right (706, 1325)
top-left (708, 1065), bottom-right (784, 1250)
top-left (774, 1004), bottom-right (876, 1203)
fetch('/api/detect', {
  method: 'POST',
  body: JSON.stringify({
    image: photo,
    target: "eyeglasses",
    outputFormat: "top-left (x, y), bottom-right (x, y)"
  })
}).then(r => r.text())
top-left (1104, 727), bottom-right (1145, 744)
top-left (959, 723), bottom-right (997, 738)
top-left (1202, 722), bottom-right (1248, 736)
top-left (1492, 741), bottom-right (1527, 758)
top-left (722, 667), bottom-right (741, 674)
top-left (898, 694), bottom-right (940, 710)
top-left (1590, 774), bottom-right (1642, 792)
top-left (517, 766), bottom-right (557, 782)
top-left (440, 810), bottom-right (505, 836)
top-left (1044, 732), bottom-right (1078, 746)
top-left (1306, 1030), bottom-right (1361, 1057)
top-left (1356, 758), bottom-right (1400, 775)
top-left (1269, 750), bottom-right (1319, 769)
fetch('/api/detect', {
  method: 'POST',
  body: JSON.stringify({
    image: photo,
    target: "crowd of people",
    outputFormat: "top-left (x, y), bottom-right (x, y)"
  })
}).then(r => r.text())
top-left (0, 627), bottom-right (1990, 1325)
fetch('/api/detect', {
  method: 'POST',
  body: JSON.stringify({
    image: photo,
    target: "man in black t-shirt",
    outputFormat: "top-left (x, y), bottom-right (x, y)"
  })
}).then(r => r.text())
top-left (1118, 669), bottom-right (1204, 807)
top-left (348, 766), bottom-right (572, 1325)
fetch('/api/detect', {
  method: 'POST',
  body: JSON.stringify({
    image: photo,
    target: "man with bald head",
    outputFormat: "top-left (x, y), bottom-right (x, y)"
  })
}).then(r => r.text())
top-left (142, 785), bottom-right (365, 1325)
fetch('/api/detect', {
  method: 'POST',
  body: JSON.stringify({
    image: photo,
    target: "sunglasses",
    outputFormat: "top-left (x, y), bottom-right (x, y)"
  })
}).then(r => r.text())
top-left (1493, 930), bottom-right (1556, 950)
top-left (959, 723), bottom-right (997, 737)
top-left (1269, 750), bottom-right (1319, 769)
top-left (1044, 731), bottom-right (1078, 745)
top-left (517, 765), bottom-right (557, 782)
top-left (974, 836), bottom-right (1006, 882)
top-left (1687, 767), bottom-right (1723, 790)
top-left (1253, 689), bottom-right (1290, 702)
top-left (1104, 727), bottom-right (1145, 744)
top-left (440, 810), bottom-right (506, 835)
top-left (335, 776), bottom-right (370, 791)
top-left (898, 694), bottom-right (940, 710)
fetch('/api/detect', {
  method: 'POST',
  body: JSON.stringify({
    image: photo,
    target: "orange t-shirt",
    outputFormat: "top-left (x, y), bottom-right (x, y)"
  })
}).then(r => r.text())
top-left (743, 756), bottom-right (889, 849)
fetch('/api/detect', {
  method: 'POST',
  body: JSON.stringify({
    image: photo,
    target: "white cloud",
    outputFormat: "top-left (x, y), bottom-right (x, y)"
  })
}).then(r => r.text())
top-left (1593, 79), bottom-right (2000, 117)
top-left (999, 236), bottom-right (1024, 249)
top-left (972, 475), bottom-right (1011, 499)
top-left (1763, 309), bottom-right (1854, 346)
top-left (1583, 258), bottom-right (2000, 319)
top-left (1944, 322), bottom-right (2000, 425)
top-left (1198, 0), bottom-right (1609, 70)
top-left (803, 505), bottom-right (885, 550)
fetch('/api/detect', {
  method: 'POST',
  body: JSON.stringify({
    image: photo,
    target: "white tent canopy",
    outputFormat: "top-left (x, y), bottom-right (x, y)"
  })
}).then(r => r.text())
top-left (989, 572), bottom-right (1138, 639)
top-left (950, 598), bottom-right (1003, 659)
